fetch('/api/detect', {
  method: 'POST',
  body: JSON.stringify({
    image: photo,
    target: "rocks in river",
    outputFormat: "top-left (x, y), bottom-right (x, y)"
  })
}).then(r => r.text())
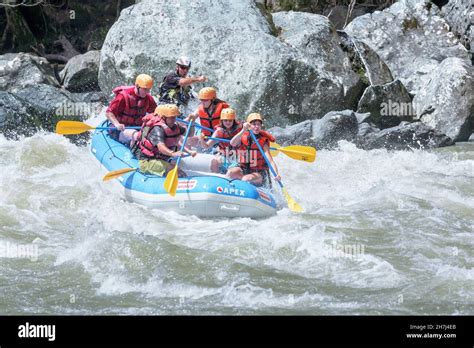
top-left (357, 121), bottom-right (454, 150)
top-left (269, 110), bottom-right (358, 149)
top-left (414, 57), bottom-right (474, 141)
top-left (0, 53), bottom-right (59, 91)
top-left (357, 79), bottom-right (414, 129)
top-left (345, 0), bottom-right (472, 143)
top-left (59, 50), bottom-right (101, 92)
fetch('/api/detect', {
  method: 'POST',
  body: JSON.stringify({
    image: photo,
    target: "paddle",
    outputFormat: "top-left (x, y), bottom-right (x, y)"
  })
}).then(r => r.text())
top-left (55, 120), bottom-right (141, 135)
top-left (202, 136), bottom-right (316, 163)
top-left (249, 130), bottom-right (303, 213)
top-left (163, 119), bottom-right (195, 196)
top-left (102, 155), bottom-right (191, 182)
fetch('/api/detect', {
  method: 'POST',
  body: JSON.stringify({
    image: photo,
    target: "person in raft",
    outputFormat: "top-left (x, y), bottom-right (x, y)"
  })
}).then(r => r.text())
top-left (106, 73), bottom-right (157, 146)
top-left (198, 108), bottom-right (242, 178)
top-left (230, 113), bottom-right (281, 187)
top-left (158, 56), bottom-right (207, 115)
top-left (133, 104), bottom-right (197, 177)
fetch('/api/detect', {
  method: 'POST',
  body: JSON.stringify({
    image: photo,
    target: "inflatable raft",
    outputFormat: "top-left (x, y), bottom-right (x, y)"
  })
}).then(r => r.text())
top-left (90, 125), bottom-right (279, 218)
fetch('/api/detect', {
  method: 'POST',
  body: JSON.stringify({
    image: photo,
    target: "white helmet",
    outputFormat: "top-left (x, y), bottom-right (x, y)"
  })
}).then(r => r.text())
top-left (176, 56), bottom-right (191, 68)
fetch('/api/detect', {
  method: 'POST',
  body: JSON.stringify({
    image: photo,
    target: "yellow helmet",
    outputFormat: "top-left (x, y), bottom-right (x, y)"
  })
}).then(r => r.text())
top-left (247, 113), bottom-right (263, 123)
top-left (160, 104), bottom-right (181, 118)
top-left (135, 74), bottom-right (153, 89)
top-left (154, 105), bottom-right (165, 116)
top-left (198, 87), bottom-right (217, 100)
top-left (220, 108), bottom-right (236, 120)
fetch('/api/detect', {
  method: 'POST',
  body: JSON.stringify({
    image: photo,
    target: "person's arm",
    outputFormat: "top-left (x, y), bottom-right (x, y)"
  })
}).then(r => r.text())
top-left (199, 130), bottom-right (218, 149)
top-left (149, 128), bottom-right (180, 158)
top-left (178, 75), bottom-right (207, 87)
top-left (230, 122), bottom-right (250, 147)
top-left (105, 96), bottom-right (126, 130)
top-left (264, 142), bottom-right (281, 182)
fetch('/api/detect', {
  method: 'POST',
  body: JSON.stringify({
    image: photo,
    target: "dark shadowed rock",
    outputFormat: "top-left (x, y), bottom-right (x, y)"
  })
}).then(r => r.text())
top-left (358, 121), bottom-right (454, 150)
top-left (59, 50), bottom-right (101, 92)
top-left (357, 79), bottom-right (414, 129)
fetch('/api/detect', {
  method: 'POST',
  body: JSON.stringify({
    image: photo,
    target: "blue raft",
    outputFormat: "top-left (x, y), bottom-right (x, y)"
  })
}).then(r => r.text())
top-left (90, 126), bottom-right (279, 218)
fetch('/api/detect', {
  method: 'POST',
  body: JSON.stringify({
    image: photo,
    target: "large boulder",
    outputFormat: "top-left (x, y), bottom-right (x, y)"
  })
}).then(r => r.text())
top-left (99, 0), bottom-right (364, 125)
top-left (269, 110), bottom-right (358, 149)
top-left (271, 12), bottom-right (364, 116)
top-left (345, 0), bottom-right (470, 94)
top-left (338, 31), bottom-right (394, 86)
top-left (59, 50), bottom-right (101, 92)
top-left (414, 57), bottom-right (474, 141)
top-left (0, 92), bottom-right (47, 138)
top-left (345, 0), bottom-right (473, 141)
top-left (357, 79), bottom-right (414, 128)
top-left (357, 121), bottom-right (454, 150)
top-left (441, 0), bottom-right (473, 61)
top-left (0, 53), bottom-right (59, 92)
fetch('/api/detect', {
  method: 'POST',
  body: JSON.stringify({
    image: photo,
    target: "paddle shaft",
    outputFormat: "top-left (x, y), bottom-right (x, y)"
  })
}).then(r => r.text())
top-left (204, 136), bottom-right (281, 152)
top-left (97, 126), bottom-right (141, 130)
top-left (174, 120), bottom-right (195, 168)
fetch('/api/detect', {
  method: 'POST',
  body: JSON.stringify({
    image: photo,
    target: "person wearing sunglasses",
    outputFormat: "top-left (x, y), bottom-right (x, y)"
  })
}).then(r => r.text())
top-left (158, 56), bottom-right (207, 114)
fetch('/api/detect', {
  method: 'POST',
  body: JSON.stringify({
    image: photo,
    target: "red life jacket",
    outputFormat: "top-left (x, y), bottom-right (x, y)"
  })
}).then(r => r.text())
top-left (136, 114), bottom-right (183, 160)
top-left (239, 130), bottom-right (276, 171)
top-left (214, 121), bottom-right (242, 154)
top-left (112, 86), bottom-right (154, 126)
top-left (197, 100), bottom-right (229, 136)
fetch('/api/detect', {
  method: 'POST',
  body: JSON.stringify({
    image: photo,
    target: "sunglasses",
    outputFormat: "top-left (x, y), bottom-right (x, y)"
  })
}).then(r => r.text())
top-left (178, 65), bottom-right (190, 70)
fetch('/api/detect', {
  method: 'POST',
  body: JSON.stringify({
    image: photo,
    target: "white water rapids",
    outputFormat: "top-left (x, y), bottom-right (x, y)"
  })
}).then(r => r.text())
top-left (0, 131), bottom-right (473, 314)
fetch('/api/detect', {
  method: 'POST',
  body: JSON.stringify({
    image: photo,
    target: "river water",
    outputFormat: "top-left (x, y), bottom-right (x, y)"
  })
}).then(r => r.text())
top-left (0, 131), bottom-right (472, 315)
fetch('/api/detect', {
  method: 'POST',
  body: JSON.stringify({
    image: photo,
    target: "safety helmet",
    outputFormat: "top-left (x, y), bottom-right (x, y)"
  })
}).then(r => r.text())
top-left (135, 74), bottom-right (153, 89)
top-left (160, 104), bottom-right (181, 118)
top-left (220, 108), bottom-right (236, 121)
top-left (198, 87), bottom-right (217, 100)
top-left (176, 56), bottom-right (191, 68)
top-left (154, 105), bottom-right (166, 116)
top-left (247, 113), bottom-right (263, 123)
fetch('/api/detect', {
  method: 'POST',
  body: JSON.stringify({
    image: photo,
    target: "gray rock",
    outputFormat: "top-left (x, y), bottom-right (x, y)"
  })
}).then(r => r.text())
top-left (0, 91), bottom-right (47, 138)
top-left (324, 5), bottom-right (369, 29)
top-left (59, 50), bottom-right (101, 92)
top-left (469, 133), bottom-right (474, 142)
top-left (269, 120), bottom-right (314, 146)
top-left (345, 0), bottom-right (470, 95)
top-left (99, 1), bottom-right (364, 125)
top-left (273, 11), bottom-right (363, 115)
top-left (441, 0), bottom-right (473, 60)
top-left (415, 57), bottom-right (474, 141)
top-left (357, 79), bottom-right (414, 128)
top-left (8, 84), bottom-right (102, 134)
top-left (357, 122), bottom-right (380, 137)
top-left (358, 121), bottom-right (454, 150)
top-left (338, 31), bottom-right (394, 86)
top-left (269, 110), bottom-right (358, 149)
top-left (0, 53), bottom-right (59, 92)
top-left (355, 111), bottom-right (371, 124)
top-left (313, 110), bottom-right (359, 148)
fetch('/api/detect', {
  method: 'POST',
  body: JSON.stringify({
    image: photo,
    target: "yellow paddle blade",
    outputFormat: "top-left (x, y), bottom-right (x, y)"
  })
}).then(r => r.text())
top-left (55, 120), bottom-right (95, 135)
top-left (270, 142), bottom-right (280, 157)
top-left (282, 187), bottom-right (304, 213)
top-left (163, 165), bottom-right (178, 196)
top-left (278, 145), bottom-right (316, 163)
top-left (103, 168), bottom-right (137, 182)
